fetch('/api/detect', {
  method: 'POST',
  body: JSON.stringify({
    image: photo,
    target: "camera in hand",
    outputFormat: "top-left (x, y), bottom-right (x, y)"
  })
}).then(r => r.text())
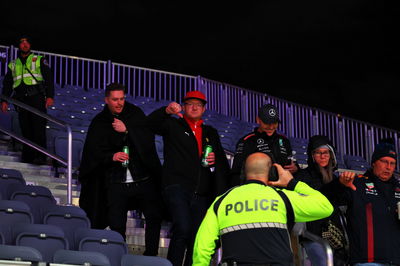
top-left (269, 165), bottom-right (279, 181)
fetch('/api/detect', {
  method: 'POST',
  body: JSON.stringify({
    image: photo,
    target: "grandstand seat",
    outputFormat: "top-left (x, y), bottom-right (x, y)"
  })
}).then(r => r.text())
top-left (0, 244), bottom-right (43, 263)
top-left (53, 249), bottom-right (111, 266)
top-left (346, 161), bottom-right (369, 171)
top-left (294, 151), bottom-right (308, 165)
top-left (13, 223), bottom-right (68, 263)
top-left (0, 109), bottom-right (12, 132)
top-left (344, 154), bottom-right (369, 171)
top-left (71, 126), bottom-right (88, 141)
top-left (0, 179), bottom-right (23, 200)
top-left (57, 114), bottom-right (86, 127)
top-left (132, 96), bottom-right (154, 106)
top-left (0, 200), bottom-right (33, 244)
top-left (121, 254), bottom-right (173, 266)
top-left (219, 134), bottom-right (237, 152)
top-left (68, 109), bottom-right (96, 121)
top-left (0, 168), bottom-right (25, 185)
top-left (74, 228), bottom-right (128, 266)
top-left (10, 184), bottom-right (57, 223)
top-left (54, 135), bottom-right (84, 168)
top-left (43, 205), bottom-right (91, 250)
top-left (335, 154), bottom-right (347, 169)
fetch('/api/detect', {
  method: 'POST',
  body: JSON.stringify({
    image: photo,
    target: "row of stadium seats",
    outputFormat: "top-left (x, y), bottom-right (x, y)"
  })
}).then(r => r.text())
top-left (0, 167), bottom-right (171, 265)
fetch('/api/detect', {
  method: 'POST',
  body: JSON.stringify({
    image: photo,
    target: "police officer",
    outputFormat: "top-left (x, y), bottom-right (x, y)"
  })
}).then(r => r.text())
top-left (231, 103), bottom-right (297, 186)
top-left (1, 36), bottom-right (54, 164)
top-left (193, 152), bottom-right (333, 266)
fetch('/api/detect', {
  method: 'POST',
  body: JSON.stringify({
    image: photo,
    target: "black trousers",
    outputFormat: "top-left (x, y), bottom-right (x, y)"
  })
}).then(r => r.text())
top-left (106, 179), bottom-right (163, 256)
top-left (16, 93), bottom-right (47, 163)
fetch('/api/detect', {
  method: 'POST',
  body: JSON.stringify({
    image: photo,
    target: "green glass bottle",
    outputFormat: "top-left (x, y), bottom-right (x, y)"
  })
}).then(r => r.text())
top-left (122, 145), bottom-right (129, 167)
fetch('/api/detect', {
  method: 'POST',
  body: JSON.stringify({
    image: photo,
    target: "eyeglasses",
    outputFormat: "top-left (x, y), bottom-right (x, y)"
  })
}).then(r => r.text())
top-left (184, 103), bottom-right (204, 108)
top-left (378, 159), bottom-right (396, 167)
top-left (313, 151), bottom-right (330, 157)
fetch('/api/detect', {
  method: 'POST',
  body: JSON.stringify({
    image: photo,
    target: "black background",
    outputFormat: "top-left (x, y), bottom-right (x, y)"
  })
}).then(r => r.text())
top-left (1, 1), bottom-right (399, 130)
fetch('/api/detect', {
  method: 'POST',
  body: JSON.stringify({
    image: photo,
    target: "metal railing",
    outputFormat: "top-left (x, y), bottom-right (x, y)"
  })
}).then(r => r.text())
top-left (1, 44), bottom-right (399, 169)
top-left (0, 95), bottom-right (74, 205)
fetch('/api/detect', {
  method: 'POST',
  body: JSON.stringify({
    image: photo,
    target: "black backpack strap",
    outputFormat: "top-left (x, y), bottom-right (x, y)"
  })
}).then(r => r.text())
top-left (272, 187), bottom-right (295, 232)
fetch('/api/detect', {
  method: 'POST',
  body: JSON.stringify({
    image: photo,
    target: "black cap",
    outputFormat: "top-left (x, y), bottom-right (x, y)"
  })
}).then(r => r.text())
top-left (258, 104), bottom-right (280, 124)
top-left (18, 36), bottom-right (32, 46)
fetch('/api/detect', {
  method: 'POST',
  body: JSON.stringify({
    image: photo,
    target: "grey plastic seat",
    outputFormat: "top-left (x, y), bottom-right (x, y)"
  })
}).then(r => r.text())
top-left (0, 244), bottom-right (43, 262)
top-left (10, 184), bottom-right (57, 223)
top-left (0, 200), bottom-right (33, 244)
top-left (0, 168), bottom-right (25, 185)
top-left (13, 223), bottom-right (68, 263)
top-left (75, 228), bottom-right (128, 266)
top-left (0, 179), bottom-right (22, 200)
top-left (43, 205), bottom-right (91, 250)
top-left (53, 249), bottom-right (111, 266)
top-left (54, 135), bottom-right (84, 168)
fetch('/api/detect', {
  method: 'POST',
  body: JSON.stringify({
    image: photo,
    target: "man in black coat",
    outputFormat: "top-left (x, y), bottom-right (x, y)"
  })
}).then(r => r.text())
top-left (78, 83), bottom-right (163, 256)
top-left (148, 91), bottom-right (230, 266)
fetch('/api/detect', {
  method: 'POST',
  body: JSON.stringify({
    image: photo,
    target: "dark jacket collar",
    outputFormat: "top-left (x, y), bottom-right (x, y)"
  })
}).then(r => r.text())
top-left (244, 179), bottom-right (267, 186)
top-left (253, 127), bottom-right (278, 139)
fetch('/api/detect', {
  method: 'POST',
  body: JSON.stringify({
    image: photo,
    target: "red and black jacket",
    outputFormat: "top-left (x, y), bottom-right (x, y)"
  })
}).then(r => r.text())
top-left (147, 107), bottom-right (230, 197)
top-left (231, 129), bottom-right (293, 186)
top-left (323, 170), bottom-right (400, 264)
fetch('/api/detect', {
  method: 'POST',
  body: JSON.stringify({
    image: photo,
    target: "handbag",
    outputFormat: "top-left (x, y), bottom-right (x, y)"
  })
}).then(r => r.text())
top-left (321, 219), bottom-right (346, 250)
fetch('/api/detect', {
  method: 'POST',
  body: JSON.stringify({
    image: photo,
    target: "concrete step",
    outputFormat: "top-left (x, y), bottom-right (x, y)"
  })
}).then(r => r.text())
top-left (126, 224), bottom-right (170, 238)
top-left (0, 161), bottom-right (54, 177)
top-left (126, 230), bottom-right (170, 248)
top-left (0, 154), bottom-right (20, 162)
top-left (128, 244), bottom-right (169, 258)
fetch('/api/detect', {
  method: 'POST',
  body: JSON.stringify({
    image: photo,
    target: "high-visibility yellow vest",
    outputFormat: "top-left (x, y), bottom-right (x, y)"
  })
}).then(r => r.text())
top-left (8, 54), bottom-right (44, 88)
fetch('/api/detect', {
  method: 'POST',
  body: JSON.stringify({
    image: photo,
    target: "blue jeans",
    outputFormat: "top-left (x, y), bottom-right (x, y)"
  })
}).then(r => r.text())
top-left (163, 184), bottom-right (210, 266)
top-left (302, 241), bottom-right (327, 266)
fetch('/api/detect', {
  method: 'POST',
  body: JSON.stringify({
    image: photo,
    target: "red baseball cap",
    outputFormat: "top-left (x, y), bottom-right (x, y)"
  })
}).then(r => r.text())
top-left (183, 91), bottom-right (207, 104)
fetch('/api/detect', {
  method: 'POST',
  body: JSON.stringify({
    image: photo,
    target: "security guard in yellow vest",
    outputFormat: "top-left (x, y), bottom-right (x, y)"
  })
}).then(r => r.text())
top-left (193, 152), bottom-right (333, 266)
top-left (1, 36), bottom-right (54, 164)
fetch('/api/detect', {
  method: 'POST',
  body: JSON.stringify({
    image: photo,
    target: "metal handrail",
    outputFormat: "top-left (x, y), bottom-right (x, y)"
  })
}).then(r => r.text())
top-left (0, 95), bottom-right (73, 205)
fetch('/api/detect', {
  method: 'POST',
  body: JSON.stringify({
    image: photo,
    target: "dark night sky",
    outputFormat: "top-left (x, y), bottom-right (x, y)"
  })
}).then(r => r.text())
top-left (1, 1), bottom-right (399, 131)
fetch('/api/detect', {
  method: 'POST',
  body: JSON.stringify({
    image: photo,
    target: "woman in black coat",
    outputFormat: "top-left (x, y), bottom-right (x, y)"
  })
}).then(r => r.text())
top-left (295, 135), bottom-right (348, 266)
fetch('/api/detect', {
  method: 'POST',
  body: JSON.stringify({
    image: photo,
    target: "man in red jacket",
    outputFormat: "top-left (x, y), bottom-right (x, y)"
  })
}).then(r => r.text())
top-left (148, 91), bottom-right (230, 266)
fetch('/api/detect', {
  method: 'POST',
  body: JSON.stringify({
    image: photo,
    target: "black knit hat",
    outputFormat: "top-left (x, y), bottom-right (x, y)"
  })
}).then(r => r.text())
top-left (371, 140), bottom-right (397, 164)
